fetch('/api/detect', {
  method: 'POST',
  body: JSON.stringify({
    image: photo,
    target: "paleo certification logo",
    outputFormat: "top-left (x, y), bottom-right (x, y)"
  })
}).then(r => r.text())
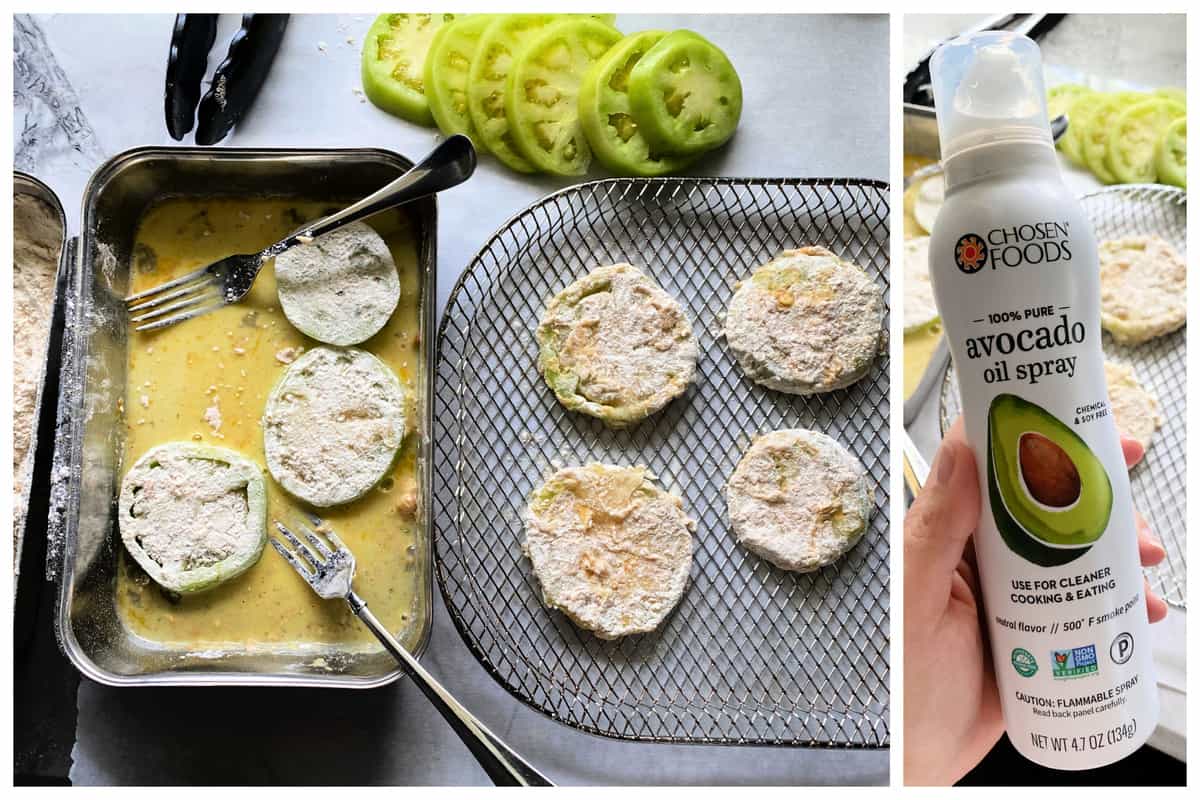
top-left (1051, 644), bottom-right (1099, 679)
top-left (1011, 647), bottom-right (1038, 677)
top-left (955, 233), bottom-right (988, 274)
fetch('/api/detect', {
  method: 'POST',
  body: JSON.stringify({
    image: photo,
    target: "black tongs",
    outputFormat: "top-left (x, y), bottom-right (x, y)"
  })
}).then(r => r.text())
top-left (903, 13), bottom-right (1067, 108)
top-left (165, 13), bottom-right (289, 144)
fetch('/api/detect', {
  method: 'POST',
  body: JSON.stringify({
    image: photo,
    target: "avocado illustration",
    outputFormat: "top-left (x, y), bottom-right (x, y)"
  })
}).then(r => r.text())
top-left (987, 393), bottom-right (1112, 567)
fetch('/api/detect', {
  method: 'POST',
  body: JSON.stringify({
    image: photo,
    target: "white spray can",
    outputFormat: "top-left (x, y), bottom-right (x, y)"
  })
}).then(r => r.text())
top-left (928, 32), bottom-right (1158, 769)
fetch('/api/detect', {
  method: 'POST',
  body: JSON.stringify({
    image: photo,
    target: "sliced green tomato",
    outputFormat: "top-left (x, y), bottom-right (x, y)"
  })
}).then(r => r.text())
top-left (1154, 87), bottom-right (1187, 105)
top-left (506, 18), bottom-right (623, 176)
top-left (424, 14), bottom-right (496, 146)
top-left (1046, 83), bottom-right (1090, 118)
top-left (362, 13), bottom-right (458, 126)
top-left (1106, 98), bottom-right (1186, 183)
top-left (627, 30), bottom-right (742, 157)
top-left (1156, 117), bottom-right (1186, 188)
top-left (468, 14), bottom-right (562, 173)
top-left (1081, 94), bottom-right (1143, 184)
top-left (1046, 84), bottom-right (1092, 163)
top-left (1059, 91), bottom-right (1103, 166)
top-left (578, 30), bottom-right (694, 176)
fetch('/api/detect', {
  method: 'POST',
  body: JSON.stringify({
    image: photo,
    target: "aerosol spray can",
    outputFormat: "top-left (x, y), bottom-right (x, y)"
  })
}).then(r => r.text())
top-left (928, 32), bottom-right (1158, 769)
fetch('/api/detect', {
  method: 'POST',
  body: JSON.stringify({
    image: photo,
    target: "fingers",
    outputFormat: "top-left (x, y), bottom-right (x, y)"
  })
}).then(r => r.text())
top-left (1134, 513), bottom-right (1168, 622)
top-left (905, 419), bottom-right (982, 620)
top-left (1136, 513), bottom-right (1166, 566)
top-left (1145, 578), bottom-right (1168, 623)
top-left (1121, 435), bottom-right (1145, 469)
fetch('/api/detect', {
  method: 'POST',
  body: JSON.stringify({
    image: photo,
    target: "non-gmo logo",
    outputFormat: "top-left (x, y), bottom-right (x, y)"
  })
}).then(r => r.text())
top-left (1052, 645), bottom-right (1099, 679)
top-left (955, 233), bottom-right (988, 274)
top-left (1011, 647), bottom-right (1038, 678)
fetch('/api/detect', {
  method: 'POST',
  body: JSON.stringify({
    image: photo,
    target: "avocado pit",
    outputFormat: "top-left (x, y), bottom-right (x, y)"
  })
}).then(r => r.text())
top-left (1019, 431), bottom-right (1081, 508)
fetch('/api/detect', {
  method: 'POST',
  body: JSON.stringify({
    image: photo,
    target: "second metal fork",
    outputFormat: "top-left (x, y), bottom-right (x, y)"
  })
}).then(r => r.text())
top-left (270, 519), bottom-right (552, 787)
top-left (124, 134), bottom-right (475, 331)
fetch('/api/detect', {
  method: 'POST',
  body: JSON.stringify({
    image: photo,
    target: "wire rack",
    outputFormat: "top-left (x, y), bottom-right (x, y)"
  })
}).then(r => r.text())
top-left (942, 184), bottom-right (1186, 608)
top-left (433, 178), bottom-right (890, 747)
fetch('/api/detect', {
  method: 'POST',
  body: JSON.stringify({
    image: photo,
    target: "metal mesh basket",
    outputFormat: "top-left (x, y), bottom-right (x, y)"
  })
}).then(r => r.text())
top-left (942, 184), bottom-right (1186, 608)
top-left (433, 178), bottom-right (890, 746)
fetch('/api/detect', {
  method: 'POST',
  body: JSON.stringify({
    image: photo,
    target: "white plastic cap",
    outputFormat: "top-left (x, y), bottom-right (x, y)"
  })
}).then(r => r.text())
top-left (930, 31), bottom-right (1054, 160)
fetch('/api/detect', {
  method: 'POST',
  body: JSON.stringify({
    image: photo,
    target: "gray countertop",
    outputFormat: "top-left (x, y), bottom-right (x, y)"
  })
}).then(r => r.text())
top-left (16, 12), bottom-right (889, 785)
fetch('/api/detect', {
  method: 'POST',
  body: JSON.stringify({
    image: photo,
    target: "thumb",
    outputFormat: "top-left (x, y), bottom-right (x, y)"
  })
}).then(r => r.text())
top-left (905, 421), bottom-right (982, 618)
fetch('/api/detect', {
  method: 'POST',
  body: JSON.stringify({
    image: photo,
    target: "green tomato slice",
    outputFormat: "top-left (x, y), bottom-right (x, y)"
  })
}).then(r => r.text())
top-left (503, 18), bottom-right (622, 176)
top-left (424, 14), bottom-right (496, 147)
top-left (468, 14), bottom-right (562, 173)
top-left (1106, 98), bottom-right (1185, 183)
top-left (1058, 91), bottom-right (1103, 166)
top-left (1154, 87), bottom-right (1187, 105)
top-left (627, 30), bottom-right (743, 157)
top-left (579, 30), bottom-right (697, 176)
top-left (1046, 84), bottom-right (1091, 164)
top-left (1155, 117), bottom-right (1186, 188)
top-left (1081, 94), bottom-right (1144, 184)
top-left (361, 13), bottom-right (458, 126)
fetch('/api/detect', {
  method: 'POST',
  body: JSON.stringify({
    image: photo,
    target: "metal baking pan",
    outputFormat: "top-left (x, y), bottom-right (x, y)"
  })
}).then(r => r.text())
top-left (13, 172), bottom-right (69, 581)
top-left (45, 147), bottom-right (435, 687)
top-left (434, 177), bottom-right (890, 746)
top-left (14, 173), bottom-right (73, 667)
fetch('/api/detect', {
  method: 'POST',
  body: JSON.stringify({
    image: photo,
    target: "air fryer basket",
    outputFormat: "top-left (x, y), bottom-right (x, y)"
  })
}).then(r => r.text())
top-left (434, 178), bottom-right (891, 746)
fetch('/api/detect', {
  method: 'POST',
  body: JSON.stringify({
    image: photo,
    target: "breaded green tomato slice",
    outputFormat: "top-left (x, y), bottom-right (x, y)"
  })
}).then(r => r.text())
top-left (536, 263), bottom-right (698, 427)
top-left (524, 463), bottom-right (695, 639)
top-left (274, 221), bottom-right (400, 347)
top-left (727, 429), bottom-right (872, 572)
top-left (263, 347), bottom-right (407, 507)
top-left (725, 246), bottom-right (884, 395)
top-left (118, 442), bottom-right (267, 594)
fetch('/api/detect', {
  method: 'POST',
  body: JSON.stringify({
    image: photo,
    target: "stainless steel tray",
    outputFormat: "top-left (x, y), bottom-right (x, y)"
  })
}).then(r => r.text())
top-left (434, 177), bottom-right (890, 746)
top-left (13, 172), bottom-right (68, 582)
top-left (46, 147), bottom-right (436, 687)
top-left (942, 184), bottom-right (1187, 609)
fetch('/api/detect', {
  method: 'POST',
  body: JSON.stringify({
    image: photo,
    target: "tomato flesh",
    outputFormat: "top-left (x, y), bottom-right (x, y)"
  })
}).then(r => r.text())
top-left (627, 30), bottom-right (743, 157)
top-left (1047, 84), bottom-right (1092, 165)
top-left (1155, 117), bottom-right (1187, 188)
top-left (579, 30), bottom-right (697, 176)
top-left (1081, 94), bottom-right (1143, 184)
top-left (361, 13), bottom-right (457, 126)
top-left (1107, 98), bottom-right (1185, 184)
top-left (506, 18), bottom-right (623, 176)
top-left (467, 14), bottom-right (561, 173)
top-left (424, 15), bottom-right (495, 147)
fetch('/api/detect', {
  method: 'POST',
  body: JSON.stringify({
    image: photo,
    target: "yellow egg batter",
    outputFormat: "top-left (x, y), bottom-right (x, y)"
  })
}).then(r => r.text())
top-left (116, 198), bottom-right (425, 653)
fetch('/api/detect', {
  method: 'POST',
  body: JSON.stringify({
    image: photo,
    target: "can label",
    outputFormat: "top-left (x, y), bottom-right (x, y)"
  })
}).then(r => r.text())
top-left (929, 181), bottom-right (1158, 769)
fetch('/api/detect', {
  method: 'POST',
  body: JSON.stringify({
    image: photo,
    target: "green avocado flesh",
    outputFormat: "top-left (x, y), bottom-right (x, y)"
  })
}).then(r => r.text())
top-left (987, 394), bottom-right (1112, 567)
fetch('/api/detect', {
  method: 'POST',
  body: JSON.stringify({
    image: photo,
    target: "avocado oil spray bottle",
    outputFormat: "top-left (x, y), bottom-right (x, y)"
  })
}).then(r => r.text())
top-left (928, 32), bottom-right (1158, 769)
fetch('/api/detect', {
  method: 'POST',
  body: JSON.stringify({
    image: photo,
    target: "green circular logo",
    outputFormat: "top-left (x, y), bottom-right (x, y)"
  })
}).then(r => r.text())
top-left (1012, 648), bottom-right (1038, 678)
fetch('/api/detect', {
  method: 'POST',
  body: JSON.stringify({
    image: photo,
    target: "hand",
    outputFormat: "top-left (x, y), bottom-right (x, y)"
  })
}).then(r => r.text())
top-left (903, 419), bottom-right (1168, 786)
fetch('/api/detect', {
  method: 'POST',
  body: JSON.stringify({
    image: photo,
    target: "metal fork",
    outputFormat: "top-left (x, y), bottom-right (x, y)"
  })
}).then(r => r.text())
top-left (270, 520), bottom-right (552, 787)
top-left (124, 134), bottom-right (476, 332)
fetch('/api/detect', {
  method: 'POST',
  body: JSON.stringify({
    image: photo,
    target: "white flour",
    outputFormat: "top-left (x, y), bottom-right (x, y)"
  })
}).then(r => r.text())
top-left (12, 192), bottom-right (62, 548)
